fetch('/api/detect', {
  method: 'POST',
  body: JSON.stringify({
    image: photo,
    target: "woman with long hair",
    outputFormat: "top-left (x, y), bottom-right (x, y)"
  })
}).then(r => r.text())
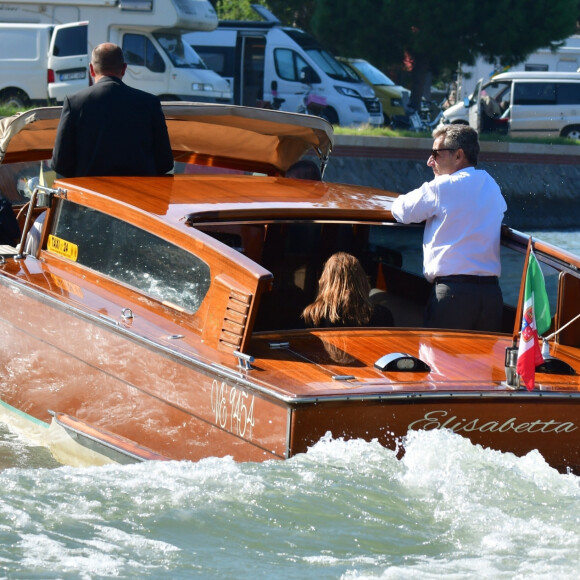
top-left (302, 252), bottom-right (393, 327)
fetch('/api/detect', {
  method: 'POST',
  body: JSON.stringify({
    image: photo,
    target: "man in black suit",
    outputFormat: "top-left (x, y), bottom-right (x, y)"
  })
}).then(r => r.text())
top-left (51, 43), bottom-right (174, 177)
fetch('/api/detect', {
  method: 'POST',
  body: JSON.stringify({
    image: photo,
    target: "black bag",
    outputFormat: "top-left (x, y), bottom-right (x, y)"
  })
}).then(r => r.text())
top-left (0, 197), bottom-right (21, 245)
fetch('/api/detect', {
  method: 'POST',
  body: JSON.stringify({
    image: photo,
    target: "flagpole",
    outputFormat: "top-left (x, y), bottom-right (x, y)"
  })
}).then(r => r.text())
top-left (512, 237), bottom-right (533, 344)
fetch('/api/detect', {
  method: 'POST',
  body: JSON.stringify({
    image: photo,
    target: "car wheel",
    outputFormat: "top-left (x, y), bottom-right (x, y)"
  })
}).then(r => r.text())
top-left (561, 126), bottom-right (580, 140)
top-left (321, 107), bottom-right (339, 126)
top-left (0, 90), bottom-right (29, 110)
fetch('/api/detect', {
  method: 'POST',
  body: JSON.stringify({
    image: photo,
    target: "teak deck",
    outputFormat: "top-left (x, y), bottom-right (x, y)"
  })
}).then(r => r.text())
top-left (1, 104), bottom-right (580, 474)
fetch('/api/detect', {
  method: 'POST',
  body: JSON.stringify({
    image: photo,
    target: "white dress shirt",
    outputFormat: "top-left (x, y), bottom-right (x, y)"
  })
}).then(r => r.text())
top-left (391, 167), bottom-right (507, 283)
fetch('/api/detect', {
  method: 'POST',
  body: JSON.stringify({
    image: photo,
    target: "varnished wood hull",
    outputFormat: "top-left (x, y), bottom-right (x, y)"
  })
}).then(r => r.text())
top-left (2, 274), bottom-right (580, 473)
top-left (0, 277), bottom-right (288, 463)
top-left (290, 396), bottom-right (580, 474)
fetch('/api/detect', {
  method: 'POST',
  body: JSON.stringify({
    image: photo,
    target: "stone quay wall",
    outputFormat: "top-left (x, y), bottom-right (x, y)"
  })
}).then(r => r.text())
top-left (324, 135), bottom-right (580, 230)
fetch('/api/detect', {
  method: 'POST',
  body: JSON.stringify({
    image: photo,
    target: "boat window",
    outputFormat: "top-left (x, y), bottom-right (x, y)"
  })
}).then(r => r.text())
top-left (48, 200), bottom-right (210, 313)
top-left (252, 220), bottom-right (564, 332)
top-left (254, 221), bottom-right (431, 330)
top-left (0, 161), bottom-right (43, 203)
top-left (369, 226), bottom-right (559, 317)
top-left (257, 222), bottom-right (426, 289)
top-left (367, 225), bottom-right (424, 275)
top-left (499, 245), bottom-right (526, 308)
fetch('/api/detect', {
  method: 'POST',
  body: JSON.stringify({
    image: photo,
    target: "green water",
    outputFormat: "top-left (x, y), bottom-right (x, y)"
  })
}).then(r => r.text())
top-left (1, 430), bottom-right (579, 579)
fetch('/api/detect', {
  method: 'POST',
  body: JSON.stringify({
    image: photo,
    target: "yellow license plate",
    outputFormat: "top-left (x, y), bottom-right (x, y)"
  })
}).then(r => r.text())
top-left (47, 235), bottom-right (78, 261)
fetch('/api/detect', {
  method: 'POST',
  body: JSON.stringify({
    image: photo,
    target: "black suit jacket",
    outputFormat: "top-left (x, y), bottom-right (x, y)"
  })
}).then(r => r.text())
top-left (51, 76), bottom-right (174, 177)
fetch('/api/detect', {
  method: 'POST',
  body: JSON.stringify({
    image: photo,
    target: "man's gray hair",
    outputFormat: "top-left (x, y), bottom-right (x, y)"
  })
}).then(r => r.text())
top-left (432, 124), bottom-right (480, 166)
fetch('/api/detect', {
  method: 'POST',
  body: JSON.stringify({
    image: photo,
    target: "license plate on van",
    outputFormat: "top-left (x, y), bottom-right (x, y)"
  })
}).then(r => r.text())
top-left (59, 70), bottom-right (86, 81)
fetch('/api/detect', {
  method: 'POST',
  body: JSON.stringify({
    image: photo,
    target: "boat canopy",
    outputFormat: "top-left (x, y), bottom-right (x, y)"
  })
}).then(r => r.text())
top-left (0, 103), bottom-right (334, 174)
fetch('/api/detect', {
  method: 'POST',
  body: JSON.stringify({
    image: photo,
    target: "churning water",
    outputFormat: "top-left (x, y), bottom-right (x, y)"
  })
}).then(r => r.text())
top-left (1, 230), bottom-right (579, 579)
top-left (1, 428), bottom-right (579, 579)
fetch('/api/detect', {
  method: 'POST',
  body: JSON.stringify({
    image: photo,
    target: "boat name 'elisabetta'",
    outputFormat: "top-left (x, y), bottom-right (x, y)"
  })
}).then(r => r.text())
top-left (408, 410), bottom-right (578, 434)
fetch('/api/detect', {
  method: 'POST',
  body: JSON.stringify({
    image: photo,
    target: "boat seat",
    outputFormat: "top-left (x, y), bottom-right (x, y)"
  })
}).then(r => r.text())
top-left (253, 273), bottom-right (308, 331)
top-left (375, 263), bottom-right (431, 327)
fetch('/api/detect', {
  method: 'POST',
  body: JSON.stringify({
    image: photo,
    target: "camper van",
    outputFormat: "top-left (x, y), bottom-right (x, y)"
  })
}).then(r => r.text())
top-left (186, 8), bottom-right (382, 126)
top-left (441, 71), bottom-right (580, 139)
top-left (0, 0), bottom-right (231, 103)
top-left (0, 21), bottom-right (88, 108)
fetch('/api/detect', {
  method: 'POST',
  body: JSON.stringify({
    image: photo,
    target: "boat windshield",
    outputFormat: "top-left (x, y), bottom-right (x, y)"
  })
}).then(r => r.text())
top-left (50, 199), bottom-right (211, 313)
top-left (155, 33), bottom-right (208, 69)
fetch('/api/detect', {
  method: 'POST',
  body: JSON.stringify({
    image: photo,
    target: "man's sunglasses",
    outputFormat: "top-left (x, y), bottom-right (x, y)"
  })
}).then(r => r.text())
top-left (430, 148), bottom-right (457, 159)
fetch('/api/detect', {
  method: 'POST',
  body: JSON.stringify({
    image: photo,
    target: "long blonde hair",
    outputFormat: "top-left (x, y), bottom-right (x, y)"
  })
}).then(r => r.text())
top-left (302, 252), bottom-right (372, 327)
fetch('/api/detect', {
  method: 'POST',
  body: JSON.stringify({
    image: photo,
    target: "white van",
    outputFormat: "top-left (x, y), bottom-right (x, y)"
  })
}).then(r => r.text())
top-left (0, 0), bottom-right (231, 104)
top-left (0, 22), bottom-right (88, 108)
top-left (442, 71), bottom-right (580, 139)
top-left (186, 9), bottom-right (382, 126)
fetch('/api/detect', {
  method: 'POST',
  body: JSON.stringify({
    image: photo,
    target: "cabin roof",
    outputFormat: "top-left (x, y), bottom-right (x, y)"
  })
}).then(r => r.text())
top-left (56, 174), bottom-right (399, 227)
top-left (0, 103), bottom-right (333, 175)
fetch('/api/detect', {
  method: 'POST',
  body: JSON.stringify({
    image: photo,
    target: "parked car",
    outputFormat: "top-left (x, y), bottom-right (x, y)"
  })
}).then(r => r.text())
top-left (338, 57), bottom-right (410, 125)
top-left (441, 71), bottom-right (580, 138)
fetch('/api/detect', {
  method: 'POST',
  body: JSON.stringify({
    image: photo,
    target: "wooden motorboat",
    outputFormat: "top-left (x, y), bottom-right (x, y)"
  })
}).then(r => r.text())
top-left (1, 104), bottom-right (580, 473)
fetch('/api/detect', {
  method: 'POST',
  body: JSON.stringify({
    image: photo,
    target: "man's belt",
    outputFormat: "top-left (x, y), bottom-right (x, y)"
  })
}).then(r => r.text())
top-left (434, 275), bottom-right (498, 284)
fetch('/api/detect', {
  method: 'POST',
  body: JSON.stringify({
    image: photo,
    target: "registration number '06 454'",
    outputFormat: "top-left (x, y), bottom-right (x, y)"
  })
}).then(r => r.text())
top-left (210, 380), bottom-right (255, 439)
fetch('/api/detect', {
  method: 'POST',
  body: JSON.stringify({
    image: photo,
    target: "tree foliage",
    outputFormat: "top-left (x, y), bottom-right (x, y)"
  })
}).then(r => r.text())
top-left (215, 0), bottom-right (315, 31)
top-left (311, 0), bottom-right (578, 108)
top-left (215, 0), bottom-right (268, 20)
top-left (266, 0), bottom-right (317, 33)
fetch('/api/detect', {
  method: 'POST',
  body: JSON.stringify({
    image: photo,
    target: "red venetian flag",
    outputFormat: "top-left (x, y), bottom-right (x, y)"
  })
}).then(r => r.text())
top-left (516, 249), bottom-right (551, 390)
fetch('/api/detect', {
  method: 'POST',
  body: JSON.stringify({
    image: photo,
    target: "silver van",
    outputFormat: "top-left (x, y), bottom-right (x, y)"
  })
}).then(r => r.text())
top-left (441, 71), bottom-right (580, 139)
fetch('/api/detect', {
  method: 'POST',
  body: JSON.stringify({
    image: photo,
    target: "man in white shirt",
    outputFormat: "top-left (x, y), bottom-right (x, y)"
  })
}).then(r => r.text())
top-left (391, 124), bottom-right (507, 331)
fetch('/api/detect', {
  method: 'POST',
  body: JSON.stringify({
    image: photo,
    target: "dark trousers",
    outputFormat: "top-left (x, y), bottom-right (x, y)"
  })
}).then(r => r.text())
top-left (424, 275), bottom-right (504, 332)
